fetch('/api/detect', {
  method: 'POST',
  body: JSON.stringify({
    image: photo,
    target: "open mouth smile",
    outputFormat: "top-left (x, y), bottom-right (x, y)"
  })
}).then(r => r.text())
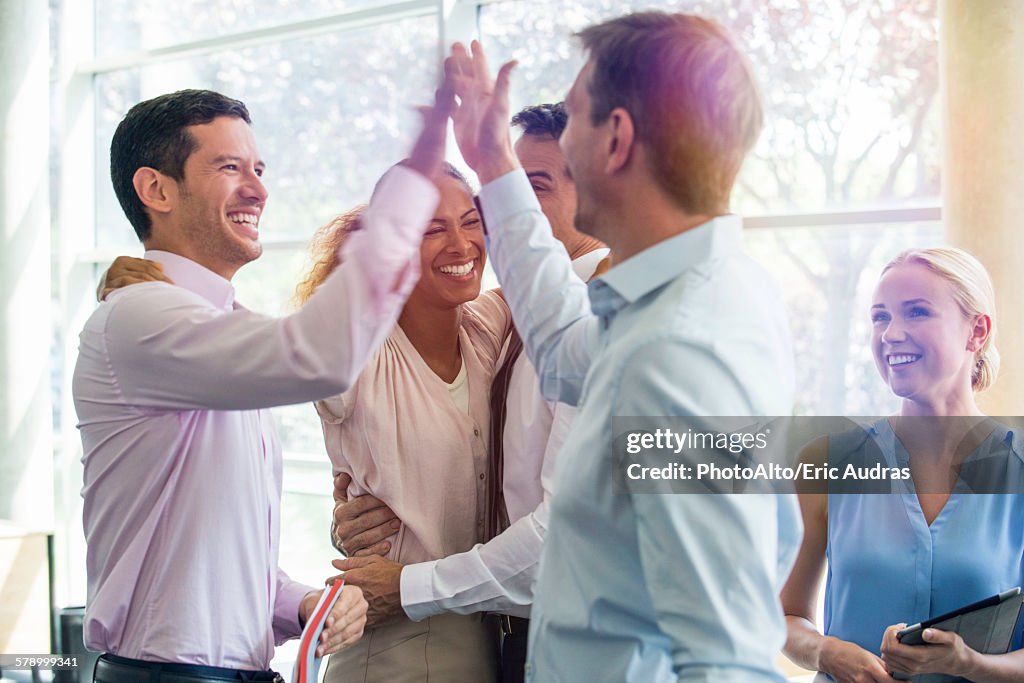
top-left (887, 353), bottom-right (921, 367)
top-left (438, 261), bottom-right (476, 280)
top-left (228, 211), bottom-right (260, 239)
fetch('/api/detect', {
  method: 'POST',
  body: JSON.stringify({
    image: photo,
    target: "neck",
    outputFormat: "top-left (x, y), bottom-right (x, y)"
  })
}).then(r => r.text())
top-left (566, 235), bottom-right (606, 261)
top-left (593, 180), bottom-right (717, 262)
top-left (605, 211), bottom-right (714, 263)
top-left (899, 385), bottom-right (982, 418)
top-left (398, 303), bottom-right (462, 382)
top-left (889, 413), bottom-right (991, 468)
top-left (144, 238), bottom-right (238, 281)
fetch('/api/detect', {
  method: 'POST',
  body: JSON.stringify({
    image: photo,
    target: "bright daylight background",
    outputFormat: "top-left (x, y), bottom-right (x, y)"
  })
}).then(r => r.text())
top-left (36, 0), bottom-right (941, 675)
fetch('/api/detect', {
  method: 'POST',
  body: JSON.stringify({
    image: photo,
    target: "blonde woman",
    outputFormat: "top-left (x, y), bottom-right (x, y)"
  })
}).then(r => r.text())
top-left (781, 247), bottom-right (1023, 682)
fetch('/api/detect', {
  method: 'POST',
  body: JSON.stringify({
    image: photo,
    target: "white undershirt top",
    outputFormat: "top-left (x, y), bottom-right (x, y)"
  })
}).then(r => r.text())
top-left (445, 357), bottom-right (469, 414)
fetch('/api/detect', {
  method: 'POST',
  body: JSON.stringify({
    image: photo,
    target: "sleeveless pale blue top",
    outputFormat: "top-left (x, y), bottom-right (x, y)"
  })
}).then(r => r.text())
top-left (824, 419), bottom-right (1024, 656)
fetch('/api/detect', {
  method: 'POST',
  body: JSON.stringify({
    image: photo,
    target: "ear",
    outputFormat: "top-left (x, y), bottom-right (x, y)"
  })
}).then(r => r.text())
top-left (604, 107), bottom-right (635, 175)
top-left (132, 167), bottom-right (176, 215)
top-left (966, 313), bottom-right (992, 352)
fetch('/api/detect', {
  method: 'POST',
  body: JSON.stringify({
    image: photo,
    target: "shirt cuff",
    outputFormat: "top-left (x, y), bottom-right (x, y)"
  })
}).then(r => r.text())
top-left (477, 169), bottom-right (542, 231)
top-left (274, 578), bottom-right (317, 644)
top-left (365, 165), bottom-right (440, 242)
top-left (343, 164), bottom-right (440, 303)
top-left (400, 560), bottom-right (442, 622)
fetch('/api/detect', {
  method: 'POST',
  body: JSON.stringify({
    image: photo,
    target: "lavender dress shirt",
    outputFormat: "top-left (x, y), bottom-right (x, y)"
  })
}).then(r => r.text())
top-left (74, 166), bottom-right (437, 669)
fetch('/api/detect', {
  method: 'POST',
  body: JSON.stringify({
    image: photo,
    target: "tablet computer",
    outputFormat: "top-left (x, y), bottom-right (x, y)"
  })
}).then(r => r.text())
top-left (896, 586), bottom-right (1022, 648)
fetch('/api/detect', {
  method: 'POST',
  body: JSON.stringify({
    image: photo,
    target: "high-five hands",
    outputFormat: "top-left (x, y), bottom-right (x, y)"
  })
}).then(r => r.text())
top-left (405, 55), bottom-right (458, 180)
top-left (445, 41), bottom-right (521, 184)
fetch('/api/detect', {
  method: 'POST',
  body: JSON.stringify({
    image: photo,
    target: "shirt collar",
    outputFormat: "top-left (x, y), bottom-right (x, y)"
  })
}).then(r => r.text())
top-left (144, 250), bottom-right (237, 311)
top-left (587, 215), bottom-right (742, 318)
top-left (571, 248), bottom-right (610, 281)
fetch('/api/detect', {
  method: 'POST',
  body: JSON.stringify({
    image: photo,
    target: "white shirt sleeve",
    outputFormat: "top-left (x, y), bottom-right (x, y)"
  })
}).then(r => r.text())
top-left (399, 377), bottom-right (577, 620)
top-left (400, 500), bottom-right (547, 621)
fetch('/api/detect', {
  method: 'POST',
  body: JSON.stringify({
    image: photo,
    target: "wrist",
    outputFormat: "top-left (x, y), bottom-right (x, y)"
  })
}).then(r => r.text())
top-left (817, 636), bottom-right (840, 674)
top-left (298, 589), bottom-right (321, 627)
top-left (475, 152), bottom-right (521, 186)
top-left (954, 645), bottom-right (982, 679)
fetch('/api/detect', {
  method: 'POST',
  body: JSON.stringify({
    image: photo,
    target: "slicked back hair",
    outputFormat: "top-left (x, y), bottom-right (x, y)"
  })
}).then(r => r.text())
top-left (577, 12), bottom-right (763, 214)
top-left (512, 102), bottom-right (568, 140)
top-left (110, 89), bottom-right (251, 240)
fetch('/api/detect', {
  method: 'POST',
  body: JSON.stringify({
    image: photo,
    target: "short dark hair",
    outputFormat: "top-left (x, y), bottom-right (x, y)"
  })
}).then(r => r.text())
top-left (511, 102), bottom-right (568, 140)
top-left (110, 89), bottom-right (251, 241)
top-left (577, 12), bottom-right (763, 214)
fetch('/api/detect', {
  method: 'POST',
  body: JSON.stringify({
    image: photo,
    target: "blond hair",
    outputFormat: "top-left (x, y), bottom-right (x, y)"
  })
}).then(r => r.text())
top-left (577, 12), bottom-right (763, 214)
top-left (883, 247), bottom-right (999, 391)
top-left (293, 205), bottom-right (365, 307)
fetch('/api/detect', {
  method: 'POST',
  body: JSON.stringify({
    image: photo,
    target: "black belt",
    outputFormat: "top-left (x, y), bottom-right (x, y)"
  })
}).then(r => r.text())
top-left (94, 654), bottom-right (284, 682)
top-left (500, 615), bottom-right (530, 636)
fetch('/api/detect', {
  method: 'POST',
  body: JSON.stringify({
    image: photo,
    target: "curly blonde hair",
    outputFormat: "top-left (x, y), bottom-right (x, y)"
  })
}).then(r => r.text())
top-left (293, 205), bottom-right (366, 307)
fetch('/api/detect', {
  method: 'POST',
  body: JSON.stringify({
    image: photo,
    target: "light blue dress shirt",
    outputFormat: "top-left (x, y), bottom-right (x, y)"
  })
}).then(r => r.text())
top-left (478, 170), bottom-right (802, 682)
top-left (825, 420), bottom-right (1024, 658)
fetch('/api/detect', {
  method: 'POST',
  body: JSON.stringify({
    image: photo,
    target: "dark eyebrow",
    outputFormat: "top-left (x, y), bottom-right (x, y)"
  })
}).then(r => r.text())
top-left (526, 171), bottom-right (554, 183)
top-left (211, 154), bottom-right (265, 169)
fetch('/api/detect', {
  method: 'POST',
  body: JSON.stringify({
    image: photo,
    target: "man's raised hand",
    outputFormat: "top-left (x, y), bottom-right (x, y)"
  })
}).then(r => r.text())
top-left (446, 40), bottom-right (520, 184)
top-left (405, 58), bottom-right (458, 179)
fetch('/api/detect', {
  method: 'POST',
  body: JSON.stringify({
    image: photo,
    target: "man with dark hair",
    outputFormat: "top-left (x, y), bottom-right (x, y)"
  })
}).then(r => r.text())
top-left (74, 85), bottom-right (452, 681)
top-left (109, 90), bottom-right (253, 241)
top-left (327, 102), bottom-right (607, 681)
top-left (447, 11), bottom-right (799, 682)
top-left (510, 102), bottom-right (565, 136)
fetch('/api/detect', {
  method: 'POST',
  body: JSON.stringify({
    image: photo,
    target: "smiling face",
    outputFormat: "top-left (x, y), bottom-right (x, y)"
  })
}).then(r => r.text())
top-left (514, 133), bottom-right (585, 256)
top-left (871, 261), bottom-right (982, 410)
top-left (173, 116), bottom-right (267, 279)
top-left (406, 174), bottom-right (484, 311)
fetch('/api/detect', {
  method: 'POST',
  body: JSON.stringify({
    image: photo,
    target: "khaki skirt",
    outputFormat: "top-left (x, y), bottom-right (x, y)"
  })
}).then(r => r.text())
top-left (323, 611), bottom-right (497, 683)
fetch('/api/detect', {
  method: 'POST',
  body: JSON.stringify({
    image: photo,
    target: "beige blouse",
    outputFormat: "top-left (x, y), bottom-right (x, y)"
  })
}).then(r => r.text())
top-left (316, 290), bottom-right (511, 565)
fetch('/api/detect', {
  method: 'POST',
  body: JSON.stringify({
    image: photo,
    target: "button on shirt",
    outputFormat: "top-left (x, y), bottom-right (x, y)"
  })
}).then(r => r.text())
top-left (315, 291), bottom-right (511, 566)
top-left (74, 167), bottom-right (438, 668)
top-left (401, 249), bottom-right (608, 620)
top-left (477, 170), bottom-right (802, 682)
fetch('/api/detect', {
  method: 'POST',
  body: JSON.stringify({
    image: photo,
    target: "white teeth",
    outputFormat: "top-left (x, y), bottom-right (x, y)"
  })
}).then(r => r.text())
top-left (888, 354), bottom-right (920, 366)
top-left (228, 213), bottom-right (258, 225)
top-left (439, 262), bottom-right (474, 276)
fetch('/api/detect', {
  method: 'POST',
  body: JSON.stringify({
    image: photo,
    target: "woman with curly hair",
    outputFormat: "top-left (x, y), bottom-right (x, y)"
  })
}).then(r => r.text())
top-left (297, 163), bottom-right (509, 682)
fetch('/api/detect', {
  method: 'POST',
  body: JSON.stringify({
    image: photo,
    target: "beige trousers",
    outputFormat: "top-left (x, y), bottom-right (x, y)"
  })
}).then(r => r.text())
top-left (323, 611), bottom-right (498, 683)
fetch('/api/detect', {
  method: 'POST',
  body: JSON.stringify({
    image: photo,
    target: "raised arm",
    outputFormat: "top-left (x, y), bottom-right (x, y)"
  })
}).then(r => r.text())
top-left (95, 77), bottom-right (456, 412)
top-left (447, 41), bottom-right (597, 404)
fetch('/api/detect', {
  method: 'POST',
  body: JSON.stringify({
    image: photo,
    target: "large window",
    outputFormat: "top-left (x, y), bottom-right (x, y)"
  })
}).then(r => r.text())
top-left (482, 0), bottom-right (941, 414)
